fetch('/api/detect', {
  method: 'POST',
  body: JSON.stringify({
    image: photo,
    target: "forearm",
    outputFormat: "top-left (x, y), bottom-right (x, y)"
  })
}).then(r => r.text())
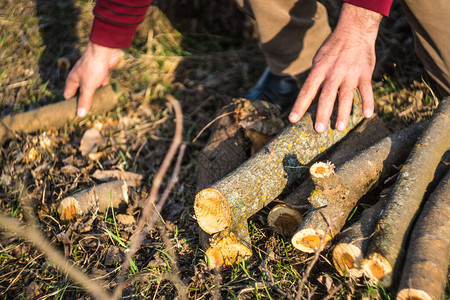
top-left (90, 0), bottom-right (153, 49)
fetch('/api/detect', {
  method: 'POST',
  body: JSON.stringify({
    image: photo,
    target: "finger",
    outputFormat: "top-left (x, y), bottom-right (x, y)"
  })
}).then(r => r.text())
top-left (359, 78), bottom-right (374, 118)
top-left (315, 79), bottom-right (340, 133)
top-left (101, 77), bottom-right (109, 87)
top-left (77, 84), bottom-right (96, 118)
top-left (289, 69), bottom-right (325, 123)
top-left (336, 84), bottom-right (355, 131)
top-left (64, 71), bottom-right (80, 100)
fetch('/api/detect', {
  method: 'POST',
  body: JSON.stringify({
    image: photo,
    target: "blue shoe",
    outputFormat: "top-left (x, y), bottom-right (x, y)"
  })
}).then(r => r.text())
top-left (245, 68), bottom-right (300, 111)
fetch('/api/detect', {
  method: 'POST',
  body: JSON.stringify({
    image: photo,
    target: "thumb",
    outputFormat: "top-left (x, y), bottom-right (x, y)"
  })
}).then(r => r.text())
top-left (77, 85), bottom-right (96, 118)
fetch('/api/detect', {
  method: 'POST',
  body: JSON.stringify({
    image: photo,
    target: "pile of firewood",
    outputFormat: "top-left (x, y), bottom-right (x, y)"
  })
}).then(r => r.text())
top-left (194, 95), bottom-right (450, 299)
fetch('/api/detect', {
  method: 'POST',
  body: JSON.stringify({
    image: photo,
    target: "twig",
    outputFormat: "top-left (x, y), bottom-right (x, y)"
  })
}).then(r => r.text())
top-left (295, 212), bottom-right (344, 300)
top-left (259, 249), bottom-right (294, 300)
top-left (158, 221), bottom-right (189, 300)
top-left (0, 213), bottom-right (111, 300)
top-left (192, 111), bottom-right (234, 143)
top-left (113, 94), bottom-right (184, 299)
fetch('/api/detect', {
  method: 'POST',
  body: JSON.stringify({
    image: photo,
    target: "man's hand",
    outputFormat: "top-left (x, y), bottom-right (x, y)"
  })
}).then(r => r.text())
top-left (64, 42), bottom-right (122, 117)
top-left (289, 3), bottom-right (382, 133)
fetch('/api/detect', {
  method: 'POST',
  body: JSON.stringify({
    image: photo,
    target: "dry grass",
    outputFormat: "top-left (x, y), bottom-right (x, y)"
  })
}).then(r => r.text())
top-left (0, 0), bottom-right (445, 299)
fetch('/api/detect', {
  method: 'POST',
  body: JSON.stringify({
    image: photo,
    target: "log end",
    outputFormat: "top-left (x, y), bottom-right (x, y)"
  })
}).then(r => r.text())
top-left (205, 232), bottom-right (252, 268)
top-left (57, 197), bottom-right (82, 221)
top-left (310, 161), bottom-right (335, 179)
top-left (362, 252), bottom-right (393, 287)
top-left (194, 188), bottom-right (231, 234)
top-left (267, 204), bottom-right (303, 236)
top-left (291, 228), bottom-right (332, 253)
top-left (332, 243), bottom-right (363, 278)
top-left (396, 288), bottom-right (433, 300)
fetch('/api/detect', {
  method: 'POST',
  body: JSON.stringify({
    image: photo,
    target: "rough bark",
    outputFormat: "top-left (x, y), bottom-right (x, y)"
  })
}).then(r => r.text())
top-left (396, 170), bottom-right (450, 300)
top-left (332, 194), bottom-right (387, 278)
top-left (267, 116), bottom-right (389, 235)
top-left (0, 85), bottom-right (118, 144)
top-left (291, 123), bottom-right (425, 253)
top-left (194, 98), bottom-right (364, 234)
top-left (57, 180), bottom-right (129, 221)
top-left (362, 97), bottom-right (450, 288)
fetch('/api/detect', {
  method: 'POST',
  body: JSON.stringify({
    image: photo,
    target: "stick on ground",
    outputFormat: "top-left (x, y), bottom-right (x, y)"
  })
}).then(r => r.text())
top-left (57, 180), bottom-right (129, 221)
top-left (396, 170), bottom-right (450, 300)
top-left (0, 85), bottom-right (118, 144)
top-left (362, 97), bottom-right (450, 288)
top-left (291, 123), bottom-right (425, 253)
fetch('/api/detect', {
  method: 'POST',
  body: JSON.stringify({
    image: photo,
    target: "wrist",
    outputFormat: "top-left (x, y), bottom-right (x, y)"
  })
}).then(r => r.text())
top-left (335, 3), bottom-right (382, 43)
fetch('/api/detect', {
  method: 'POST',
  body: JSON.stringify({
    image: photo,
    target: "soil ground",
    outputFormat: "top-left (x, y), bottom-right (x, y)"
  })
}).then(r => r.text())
top-left (0, 0), bottom-right (446, 299)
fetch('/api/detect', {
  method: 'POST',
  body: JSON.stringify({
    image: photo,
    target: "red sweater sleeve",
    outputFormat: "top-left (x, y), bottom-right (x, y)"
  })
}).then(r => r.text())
top-left (342, 0), bottom-right (393, 16)
top-left (90, 0), bottom-right (153, 49)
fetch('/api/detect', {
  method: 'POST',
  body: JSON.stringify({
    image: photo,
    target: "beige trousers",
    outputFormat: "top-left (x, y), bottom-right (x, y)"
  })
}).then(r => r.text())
top-left (236, 0), bottom-right (450, 96)
top-left (235, 0), bottom-right (331, 77)
top-left (400, 0), bottom-right (450, 96)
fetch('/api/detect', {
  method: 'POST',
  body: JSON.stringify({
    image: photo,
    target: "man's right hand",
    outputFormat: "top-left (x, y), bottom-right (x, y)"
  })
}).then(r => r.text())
top-left (64, 42), bottom-right (122, 117)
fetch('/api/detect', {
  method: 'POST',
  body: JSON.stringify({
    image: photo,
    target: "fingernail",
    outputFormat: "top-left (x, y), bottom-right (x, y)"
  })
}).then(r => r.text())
top-left (77, 108), bottom-right (87, 118)
top-left (364, 109), bottom-right (373, 118)
top-left (336, 121), bottom-right (345, 131)
top-left (289, 113), bottom-right (299, 123)
top-left (315, 122), bottom-right (325, 133)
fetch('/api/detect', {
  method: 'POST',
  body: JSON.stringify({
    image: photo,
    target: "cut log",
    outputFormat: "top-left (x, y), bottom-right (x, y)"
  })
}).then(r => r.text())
top-left (267, 116), bottom-right (390, 235)
top-left (57, 180), bottom-right (129, 221)
top-left (396, 170), bottom-right (450, 300)
top-left (291, 123), bottom-right (425, 253)
top-left (362, 97), bottom-right (450, 288)
top-left (332, 193), bottom-right (388, 278)
top-left (194, 96), bottom-right (364, 234)
top-left (0, 85), bottom-right (118, 144)
top-left (195, 99), bottom-right (284, 267)
top-left (203, 223), bottom-right (253, 268)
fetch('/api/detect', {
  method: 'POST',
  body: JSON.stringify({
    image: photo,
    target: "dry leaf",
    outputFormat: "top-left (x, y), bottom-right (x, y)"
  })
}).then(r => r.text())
top-left (237, 100), bottom-right (284, 135)
top-left (79, 128), bottom-right (105, 157)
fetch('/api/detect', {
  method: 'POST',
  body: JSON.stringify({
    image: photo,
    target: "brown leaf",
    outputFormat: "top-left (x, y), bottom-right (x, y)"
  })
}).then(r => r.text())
top-left (115, 214), bottom-right (135, 226)
top-left (79, 128), bottom-right (105, 157)
top-left (237, 100), bottom-right (284, 135)
top-left (104, 245), bottom-right (124, 266)
top-left (61, 164), bottom-right (80, 175)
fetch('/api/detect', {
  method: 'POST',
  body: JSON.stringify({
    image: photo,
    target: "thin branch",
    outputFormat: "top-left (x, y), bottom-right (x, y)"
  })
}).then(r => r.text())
top-left (113, 94), bottom-right (184, 299)
top-left (0, 213), bottom-right (111, 300)
top-left (295, 212), bottom-right (344, 300)
top-left (192, 111), bottom-right (234, 143)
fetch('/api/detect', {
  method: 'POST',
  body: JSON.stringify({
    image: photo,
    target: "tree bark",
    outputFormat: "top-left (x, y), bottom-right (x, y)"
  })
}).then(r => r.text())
top-left (0, 85), bottom-right (118, 144)
top-left (194, 98), bottom-right (364, 234)
top-left (291, 123), bottom-right (425, 253)
top-left (362, 97), bottom-right (450, 289)
top-left (267, 116), bottom-right (389, 236)
top-left (396, 170), bottom-right (450, 300)
top-left (57, 180), bottom-right (129, 221)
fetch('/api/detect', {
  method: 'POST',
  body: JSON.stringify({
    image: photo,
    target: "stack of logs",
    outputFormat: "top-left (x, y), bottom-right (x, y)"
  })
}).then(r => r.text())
top-left (194, 96), bottom-right (450, 300)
